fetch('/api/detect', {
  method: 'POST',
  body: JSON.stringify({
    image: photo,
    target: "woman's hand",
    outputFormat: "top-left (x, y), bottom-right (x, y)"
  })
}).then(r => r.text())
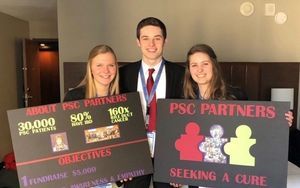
top-left (170, 182), bottom-right (182, 187)
top-left (119, 178), bottom-right (132, 183)
top-left (285, 111), bottom-right (293, 127)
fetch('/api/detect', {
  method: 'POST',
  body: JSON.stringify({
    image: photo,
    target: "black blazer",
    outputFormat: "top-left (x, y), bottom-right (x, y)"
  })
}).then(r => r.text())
top-left (119, 60), bottom-right (185, 99)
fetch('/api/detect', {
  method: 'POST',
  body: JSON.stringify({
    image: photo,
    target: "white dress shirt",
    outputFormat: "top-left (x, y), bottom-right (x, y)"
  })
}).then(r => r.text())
top-left (137, 60), bottom-right (166, 121)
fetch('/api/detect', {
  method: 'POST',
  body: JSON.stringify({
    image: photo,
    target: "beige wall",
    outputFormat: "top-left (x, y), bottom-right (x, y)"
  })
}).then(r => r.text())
top-left (0, 12), bottom-right (29, 158)
top-left (29, 20), bottom-right (58, 39)
top-left (58, 0), bottom-right (300, 97)
top-left (0, 0), bottom-right (298, 159)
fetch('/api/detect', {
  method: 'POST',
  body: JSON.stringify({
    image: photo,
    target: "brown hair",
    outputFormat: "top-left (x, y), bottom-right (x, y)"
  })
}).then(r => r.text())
top-left (136, 17), bottom-right (167, 40)
top-left (183, 44), bottom-right (230, 100)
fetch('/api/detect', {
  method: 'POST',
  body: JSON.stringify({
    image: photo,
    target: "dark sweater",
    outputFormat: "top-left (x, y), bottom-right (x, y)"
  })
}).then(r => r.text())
top-left (63, 86), bottom-right (86, 102)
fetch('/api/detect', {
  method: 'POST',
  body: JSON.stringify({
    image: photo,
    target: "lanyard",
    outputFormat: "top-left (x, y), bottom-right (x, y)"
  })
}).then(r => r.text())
top-left (139, 61), bottom-right (165, 106)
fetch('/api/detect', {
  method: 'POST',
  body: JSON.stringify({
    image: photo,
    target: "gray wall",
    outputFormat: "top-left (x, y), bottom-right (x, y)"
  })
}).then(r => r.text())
top-left (0, 12), bottom-right (29, 158)
top-left (58, 0), bottom-right (300, 98)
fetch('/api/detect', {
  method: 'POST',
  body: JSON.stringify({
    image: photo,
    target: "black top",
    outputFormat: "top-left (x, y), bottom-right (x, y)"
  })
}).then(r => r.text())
top-left (63, 86), bottom-right (86, 102)
top-left (192, 85), bottom-right (248, 100)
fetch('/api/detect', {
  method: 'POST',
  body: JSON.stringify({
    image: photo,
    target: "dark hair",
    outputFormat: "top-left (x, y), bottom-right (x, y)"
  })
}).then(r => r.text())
top-left (187, 44), bottom-right (217, 61)
top-left (183, 44), bottom-right (230, 100)
top-left (136, 17), bottom-right (167, 39)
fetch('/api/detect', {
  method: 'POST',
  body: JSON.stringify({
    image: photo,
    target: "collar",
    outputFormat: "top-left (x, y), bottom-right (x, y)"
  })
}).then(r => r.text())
top-left (141, 59), bottom-right (163, 71)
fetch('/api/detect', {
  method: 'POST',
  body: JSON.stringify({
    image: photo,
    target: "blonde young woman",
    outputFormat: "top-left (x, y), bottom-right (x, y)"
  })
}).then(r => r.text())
top-left (64, 44), bottom-right (119, 101)
top-left (64, 44), bottom-right (119, 188)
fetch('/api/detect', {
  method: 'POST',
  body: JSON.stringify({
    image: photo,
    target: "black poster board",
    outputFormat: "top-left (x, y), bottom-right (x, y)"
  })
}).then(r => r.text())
top-left (8, 92), bottom-right (153, 188)
top-left (154, 99), bottom-right (289, 188)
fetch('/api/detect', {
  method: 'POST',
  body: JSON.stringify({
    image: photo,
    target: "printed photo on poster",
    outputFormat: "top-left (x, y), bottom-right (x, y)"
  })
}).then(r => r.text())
top-left (50, 132), bottom-right (69, 152)
top-left (85, 125), bottom-right (121, 144)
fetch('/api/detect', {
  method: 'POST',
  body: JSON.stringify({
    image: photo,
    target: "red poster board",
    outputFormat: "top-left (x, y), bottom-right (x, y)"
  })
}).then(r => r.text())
top-left (7, 92), bottom-right (153, 188)
top-left (154, 99), bottom-right (289, 188)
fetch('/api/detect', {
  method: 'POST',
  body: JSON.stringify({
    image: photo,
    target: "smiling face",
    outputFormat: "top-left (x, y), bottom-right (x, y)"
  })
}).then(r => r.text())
top-left (55, 136), bottom-right (63, 145)
top-left (137, 25), bottom-right (166, 66)
top-left (90, 52), bottom-right (117, 89)
top-left (189, 52), bottom-right (213, 89)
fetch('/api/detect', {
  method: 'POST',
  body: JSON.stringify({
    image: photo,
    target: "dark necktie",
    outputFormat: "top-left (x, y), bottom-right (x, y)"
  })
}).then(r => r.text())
top-left (147, 68), bottom-right (156, 132)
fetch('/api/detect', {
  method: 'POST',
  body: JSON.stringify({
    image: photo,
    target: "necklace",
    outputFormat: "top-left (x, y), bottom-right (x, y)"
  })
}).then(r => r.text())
top-left (198, 88), bottom-right (208, 100)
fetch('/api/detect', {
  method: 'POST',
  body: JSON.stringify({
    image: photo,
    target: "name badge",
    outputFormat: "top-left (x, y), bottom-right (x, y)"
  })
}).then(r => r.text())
top-left (147, 132), bottom-right (156, 158)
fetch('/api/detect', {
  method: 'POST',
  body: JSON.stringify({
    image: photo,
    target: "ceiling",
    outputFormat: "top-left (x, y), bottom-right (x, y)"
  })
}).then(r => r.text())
top-left (0, 0), bottom-right (57, 22)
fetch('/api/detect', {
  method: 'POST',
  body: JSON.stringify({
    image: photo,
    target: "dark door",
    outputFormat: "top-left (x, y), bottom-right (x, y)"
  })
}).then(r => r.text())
top-left (22, 39), bottom-right (60, 107)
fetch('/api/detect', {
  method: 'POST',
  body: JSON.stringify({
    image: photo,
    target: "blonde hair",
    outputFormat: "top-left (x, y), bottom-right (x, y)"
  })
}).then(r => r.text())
top-left (78, 45), bottom-right (119, 98)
